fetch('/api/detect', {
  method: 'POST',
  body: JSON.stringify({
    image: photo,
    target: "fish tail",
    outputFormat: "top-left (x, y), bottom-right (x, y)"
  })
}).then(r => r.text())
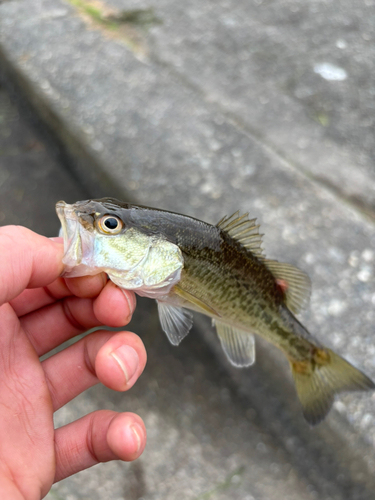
top-left (290, 348), bottom-right (375, 425)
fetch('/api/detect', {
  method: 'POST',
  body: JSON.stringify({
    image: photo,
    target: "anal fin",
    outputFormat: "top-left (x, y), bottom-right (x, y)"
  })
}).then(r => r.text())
top-left (157, 301), bottom-right (193, 346)
top-left (214, 320), bottom-right (255, 367)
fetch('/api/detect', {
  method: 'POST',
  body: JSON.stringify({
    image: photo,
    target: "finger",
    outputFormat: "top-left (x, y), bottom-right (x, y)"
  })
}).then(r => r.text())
top-left (95, 329), bottom-right (146, 392)
top-left (0, 226), bottom-right (64, 305)
top-left (20, 283), bottom-right (136, 355)
top-left (64, 273), bottom-right (108, 298)
top-left (54, 410), bottom-right (146, 482)
top-left (93, 280), bottom-right (136, 327)
top-left (10, 273), bottom-right (109, 318)
top-left (9, 278), bottom-right (70, 317)
top-left (42, 331), bottom-right (146, 411)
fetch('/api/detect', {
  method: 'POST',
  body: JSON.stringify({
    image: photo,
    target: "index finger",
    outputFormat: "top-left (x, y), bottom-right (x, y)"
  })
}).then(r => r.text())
top-left (10, 272), bottom-right (109, 318)
top-left (0, 225), bottom-right (65, 306)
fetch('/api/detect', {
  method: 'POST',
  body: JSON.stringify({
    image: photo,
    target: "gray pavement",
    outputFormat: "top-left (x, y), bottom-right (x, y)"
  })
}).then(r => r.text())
top-left (0, 82), bottom-right (88, 233)
top-left (1, 0), bottom-right (375, 498)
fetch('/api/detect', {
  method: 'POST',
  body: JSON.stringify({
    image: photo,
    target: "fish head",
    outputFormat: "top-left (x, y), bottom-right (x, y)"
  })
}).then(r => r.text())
top-left (56, 198), bottom-right (183, 296)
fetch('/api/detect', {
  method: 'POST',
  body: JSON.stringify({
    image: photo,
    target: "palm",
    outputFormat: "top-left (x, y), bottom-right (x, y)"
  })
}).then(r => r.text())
top-left (0, 303), bottom-right (55, 498)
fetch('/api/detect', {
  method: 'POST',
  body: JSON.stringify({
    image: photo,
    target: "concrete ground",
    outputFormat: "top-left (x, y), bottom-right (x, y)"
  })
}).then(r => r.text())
top-left (1, 0), bottom-right (375, 498)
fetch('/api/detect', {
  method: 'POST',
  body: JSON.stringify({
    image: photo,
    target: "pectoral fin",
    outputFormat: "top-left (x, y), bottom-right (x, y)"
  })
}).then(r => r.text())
top-left (214, 320), bottom-right (255, 367)
top-left (174, 285), bottom-right (220, 317)
top-left (157, 301), bottom-right (193, 346)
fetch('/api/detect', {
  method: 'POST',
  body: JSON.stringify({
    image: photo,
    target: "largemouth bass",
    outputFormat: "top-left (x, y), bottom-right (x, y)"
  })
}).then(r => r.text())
top-left (56, 198), bottom-right (374, 425)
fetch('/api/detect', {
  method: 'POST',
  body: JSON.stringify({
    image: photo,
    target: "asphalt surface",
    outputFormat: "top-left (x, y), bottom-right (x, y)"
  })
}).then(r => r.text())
top-left (1, 1), bottom-right (375, 498)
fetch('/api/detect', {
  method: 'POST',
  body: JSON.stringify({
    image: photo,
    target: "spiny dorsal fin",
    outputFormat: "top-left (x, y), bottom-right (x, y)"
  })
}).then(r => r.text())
top-left (265, 260), bottom-right (311, 314)
top-left (213, 319), bottom-right (255, 367)
top-left (217, 211), bottom-right (263, 258)
top-left (157, 301), bottom-right (193, 346)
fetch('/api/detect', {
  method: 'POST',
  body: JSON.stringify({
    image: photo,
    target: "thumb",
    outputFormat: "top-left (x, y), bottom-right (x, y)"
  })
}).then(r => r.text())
top-left (0, 226), bottom-right (64, 305)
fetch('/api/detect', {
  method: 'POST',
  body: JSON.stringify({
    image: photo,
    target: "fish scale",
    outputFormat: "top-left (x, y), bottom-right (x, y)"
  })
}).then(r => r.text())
top-left (177, 234), bottom-right (287, 341)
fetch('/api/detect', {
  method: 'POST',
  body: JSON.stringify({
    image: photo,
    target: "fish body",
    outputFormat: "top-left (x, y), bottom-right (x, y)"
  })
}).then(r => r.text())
top-left (56, 198), bottom-right (374, 424)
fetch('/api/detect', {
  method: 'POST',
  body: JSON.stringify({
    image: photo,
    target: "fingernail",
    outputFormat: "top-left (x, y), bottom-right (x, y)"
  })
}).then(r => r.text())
top-left (111, 345), bottom-right (139, 384)
top-left (130, 424), bottom-right (142, 453)
top-left (49, 237), bottom-right (63, 244)
top-left (121, 289), bottom-right (136, 315)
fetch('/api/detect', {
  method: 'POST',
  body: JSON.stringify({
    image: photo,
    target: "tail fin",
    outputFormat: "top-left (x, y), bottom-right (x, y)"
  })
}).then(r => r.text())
top-left (291, 348), bottom-right (375, 425)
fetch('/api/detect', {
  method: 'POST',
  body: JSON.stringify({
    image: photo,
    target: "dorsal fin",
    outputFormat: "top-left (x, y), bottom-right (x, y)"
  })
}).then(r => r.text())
top-left (265, 260), bottom-right (311, 314)
top-left (217, 211), bottom-right (263, 258)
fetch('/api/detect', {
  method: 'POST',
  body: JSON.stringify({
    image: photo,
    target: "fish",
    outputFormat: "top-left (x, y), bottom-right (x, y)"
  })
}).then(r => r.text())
top-left (56, 197), bottom-right (374, 425)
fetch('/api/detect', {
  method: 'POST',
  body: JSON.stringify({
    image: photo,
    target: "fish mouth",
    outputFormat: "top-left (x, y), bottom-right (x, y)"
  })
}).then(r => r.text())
top-left (56, 200), bottom-right (84, 275)
top-left (56, 200), bottom-right (101, 278)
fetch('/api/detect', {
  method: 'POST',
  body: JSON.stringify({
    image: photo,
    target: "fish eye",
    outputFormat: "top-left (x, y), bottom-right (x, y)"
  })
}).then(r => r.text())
top-left (97, 215), bottom-right (124, 234)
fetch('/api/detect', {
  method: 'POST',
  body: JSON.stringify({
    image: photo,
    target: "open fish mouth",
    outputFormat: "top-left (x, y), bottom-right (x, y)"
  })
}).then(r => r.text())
top-left (56, 200), bottom-right (83, 272)
top-left (56, 200), bottom-right (99, 277)
top-left (56, 201), bottom-right (77, 242)
top-left (56, 201), bottom-right (103, 278)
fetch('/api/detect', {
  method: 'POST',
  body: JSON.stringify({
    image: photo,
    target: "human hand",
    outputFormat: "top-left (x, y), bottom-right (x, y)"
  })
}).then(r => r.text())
top-left (0, 226), bottom-right (147, 500)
